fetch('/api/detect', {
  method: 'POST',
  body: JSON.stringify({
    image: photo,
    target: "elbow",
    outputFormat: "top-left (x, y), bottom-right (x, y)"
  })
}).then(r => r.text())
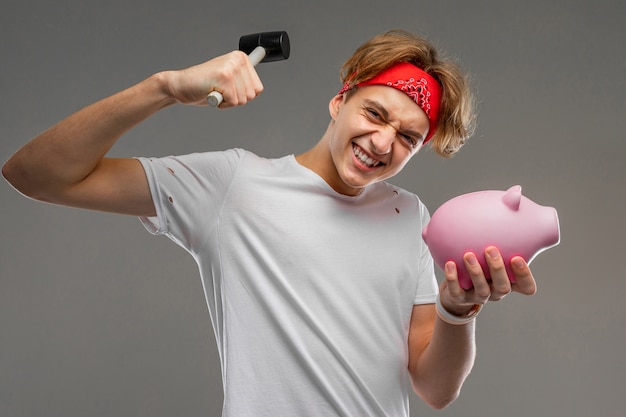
top-left (2, 158), bottom-right (48, 201)
top-left (2, 158), bottom-right (22, 192)
top-left (410, 374), bottom-right (464, 410)
top-left (422, 390), bottom-right (460, 410)
top-left (3, 158), bottom-right (27, 194)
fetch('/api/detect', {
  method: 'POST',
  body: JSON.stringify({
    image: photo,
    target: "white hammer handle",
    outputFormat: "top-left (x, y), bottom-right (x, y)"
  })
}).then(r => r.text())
top-left (207, 46), bottom-right (267, 107)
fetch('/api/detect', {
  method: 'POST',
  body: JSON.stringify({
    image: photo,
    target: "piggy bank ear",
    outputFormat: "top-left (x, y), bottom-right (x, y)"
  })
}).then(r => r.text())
top-left (502, 185), bottom-right (522, 211)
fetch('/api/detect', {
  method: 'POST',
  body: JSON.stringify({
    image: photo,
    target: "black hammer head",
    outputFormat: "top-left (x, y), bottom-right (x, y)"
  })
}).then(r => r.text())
top-left (239, 31), bottom-right (290, 63)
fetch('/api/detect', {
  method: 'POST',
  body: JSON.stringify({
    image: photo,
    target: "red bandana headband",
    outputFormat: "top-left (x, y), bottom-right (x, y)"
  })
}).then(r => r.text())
top-left (338, 62), bottom-right (442, 142)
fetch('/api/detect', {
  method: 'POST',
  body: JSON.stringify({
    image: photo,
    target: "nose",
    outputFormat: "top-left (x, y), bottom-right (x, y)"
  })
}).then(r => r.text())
top-left (370, 125), bottom-right (396, 155)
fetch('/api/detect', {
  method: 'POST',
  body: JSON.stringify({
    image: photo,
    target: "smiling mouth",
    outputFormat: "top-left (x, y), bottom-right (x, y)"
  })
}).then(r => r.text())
top-left (352, 144), bottom-right (383, 168)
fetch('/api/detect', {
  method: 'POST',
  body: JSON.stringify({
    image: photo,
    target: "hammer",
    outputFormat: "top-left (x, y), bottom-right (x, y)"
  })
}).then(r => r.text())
top-left (207, 31), bottom-right (290, 107)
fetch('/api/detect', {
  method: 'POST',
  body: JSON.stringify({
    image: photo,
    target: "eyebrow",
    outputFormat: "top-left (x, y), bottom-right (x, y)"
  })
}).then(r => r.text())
top-left (363, 99), bottom-right (425, 141)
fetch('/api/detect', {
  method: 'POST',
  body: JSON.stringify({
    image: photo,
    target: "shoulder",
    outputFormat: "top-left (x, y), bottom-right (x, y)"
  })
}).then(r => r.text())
top-left (139, 148), bottom-right (257, 176)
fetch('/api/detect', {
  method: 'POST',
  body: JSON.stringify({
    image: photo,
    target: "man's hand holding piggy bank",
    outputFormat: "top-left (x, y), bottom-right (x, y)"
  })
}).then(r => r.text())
top-left (422, 185), bottom-right (560, 316)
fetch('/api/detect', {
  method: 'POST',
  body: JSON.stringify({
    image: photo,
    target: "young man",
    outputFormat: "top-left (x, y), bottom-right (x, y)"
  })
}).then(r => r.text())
top-left (3, 30), bottom-right (537, 416)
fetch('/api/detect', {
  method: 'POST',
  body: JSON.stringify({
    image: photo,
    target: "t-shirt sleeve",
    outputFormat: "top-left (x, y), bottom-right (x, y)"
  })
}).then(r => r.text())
top-left (413, 202), bottom-right (439, 305)
top-left (136, 148), bottom-right (244, 253)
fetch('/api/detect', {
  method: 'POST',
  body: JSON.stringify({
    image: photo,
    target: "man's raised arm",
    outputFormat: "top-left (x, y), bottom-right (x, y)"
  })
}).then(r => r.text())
top-left (2, 51), bottom-right (263, 216)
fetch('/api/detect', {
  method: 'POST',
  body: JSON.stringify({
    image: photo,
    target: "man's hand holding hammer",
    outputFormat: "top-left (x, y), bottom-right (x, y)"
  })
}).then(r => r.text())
top-left (162, 50), bottom-right (264, 108)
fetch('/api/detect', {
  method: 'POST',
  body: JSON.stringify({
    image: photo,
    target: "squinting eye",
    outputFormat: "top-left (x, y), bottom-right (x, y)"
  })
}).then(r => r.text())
top-left (366, 108), bottom-right (381, 118)
top-left (404, 135), bottom-right (425, 149)
top-left (401, 134), bottom-right (417, 146)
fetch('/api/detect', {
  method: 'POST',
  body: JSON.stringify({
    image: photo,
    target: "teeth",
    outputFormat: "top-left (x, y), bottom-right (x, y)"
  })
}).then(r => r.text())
top-left (353, 145), bottom-right (380, 167)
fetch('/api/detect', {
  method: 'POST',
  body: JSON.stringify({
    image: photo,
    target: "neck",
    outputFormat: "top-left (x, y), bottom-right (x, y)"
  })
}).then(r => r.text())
top-left (295, 123), bottom-right (332, 180)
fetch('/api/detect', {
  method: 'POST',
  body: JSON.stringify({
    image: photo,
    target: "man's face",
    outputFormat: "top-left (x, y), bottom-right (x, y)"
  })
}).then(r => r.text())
top-left (326, 85), bottom-right (431, 196)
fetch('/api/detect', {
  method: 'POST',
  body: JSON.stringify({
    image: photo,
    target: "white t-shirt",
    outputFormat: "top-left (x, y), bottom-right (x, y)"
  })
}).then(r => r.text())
top-left (137, 149), bottom-right (438, 417)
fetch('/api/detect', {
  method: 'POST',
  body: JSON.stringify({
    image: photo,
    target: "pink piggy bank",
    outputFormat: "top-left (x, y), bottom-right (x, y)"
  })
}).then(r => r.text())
top-left (422, 185), bottom-right (560, 289)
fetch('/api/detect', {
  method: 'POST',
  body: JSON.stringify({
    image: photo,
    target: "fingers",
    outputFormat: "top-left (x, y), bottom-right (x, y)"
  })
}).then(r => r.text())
top-left (481, 247), bottom-right (537, 297)
top-left (439, 248), bottom-right (537, 318)
top-left (464, 252), bottom-right (493, 301)
top-left (214, 51), bottom-right (264, 108)
top-left (510, 256), bottom-right (537, 295)
top-left (460, 247), bottom-right (536, 301)
top-left (440, 261), bottom-right (479, 316)
top-left (167, 51), bottom-right (264, 107)
top-left (483, 247), bottom-right (512, 301)
top-left (443, 261), bottom-right (465, 298)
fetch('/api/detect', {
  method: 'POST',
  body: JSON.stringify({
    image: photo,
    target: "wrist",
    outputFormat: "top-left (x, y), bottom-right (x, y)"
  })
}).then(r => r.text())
top-left (435, 295), bottom-right (482, 325)
top-left (149, 71), bottom-right (180, 107)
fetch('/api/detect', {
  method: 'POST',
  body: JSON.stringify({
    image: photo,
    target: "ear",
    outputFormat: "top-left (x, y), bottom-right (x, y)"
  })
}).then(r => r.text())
top-left (502, 185), bottom-right (522, 211)
top-left (329, 94), bottom-right (345, 121)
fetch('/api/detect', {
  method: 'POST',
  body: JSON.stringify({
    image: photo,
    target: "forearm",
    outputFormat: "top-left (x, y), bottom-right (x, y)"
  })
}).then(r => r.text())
top-left (409, 316), bottom-right (476, 409)
top-left (2, 72), bottom-right (176, 199)
top-left (408, 249), bottom-right (537, 410)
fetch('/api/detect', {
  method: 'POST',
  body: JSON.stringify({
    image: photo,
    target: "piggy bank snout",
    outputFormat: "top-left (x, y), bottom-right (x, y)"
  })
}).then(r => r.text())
top-left (524, 205), bottom-right (560, 262)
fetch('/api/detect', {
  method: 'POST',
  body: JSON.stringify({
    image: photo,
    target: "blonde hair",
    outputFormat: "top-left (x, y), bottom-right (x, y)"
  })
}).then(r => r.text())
top-left (340, 30), bottom-right (476, 157)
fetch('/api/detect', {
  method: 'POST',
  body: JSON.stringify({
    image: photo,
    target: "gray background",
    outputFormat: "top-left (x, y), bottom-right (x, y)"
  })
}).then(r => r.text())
top-left (1, 0), bottom-right (624, 416)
